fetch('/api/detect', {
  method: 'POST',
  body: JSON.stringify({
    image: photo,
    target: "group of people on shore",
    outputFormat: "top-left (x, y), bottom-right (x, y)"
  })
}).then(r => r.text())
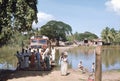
top-left (15, 46), bottom-right (95, 81)
top-left (59, 51), bottom-right (95, 80)
top-left (15, 46), bottom-right (56, 71)
top-left (78, 61), bottom-right (95, 74)
top-left (78, 61), bottom-right (95, 81)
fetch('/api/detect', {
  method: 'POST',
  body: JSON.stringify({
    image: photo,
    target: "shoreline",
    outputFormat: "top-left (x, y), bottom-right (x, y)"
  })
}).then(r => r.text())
top-left (1, 45), bottom-right (120, 81)
top-left (55, 44), bottom-right (78, 53)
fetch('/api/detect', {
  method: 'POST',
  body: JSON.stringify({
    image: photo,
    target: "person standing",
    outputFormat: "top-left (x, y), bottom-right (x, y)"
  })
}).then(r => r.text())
top-left (20, 49), bottom-right (25, 70)
top-left (30, 51), bottom-right (35, 68)
top-left (60, 52), bottom-right (68, 76)
top-left (44, 53), bottom-right (51, 70)
top-left (51, 46), bottom-right (56, 61)
top-left (62, 52), bottom-right (68, 76)
top-left (24, 50), bottom-right (30, 70)
top-left (36, 49), bottom-right (41, 70)
top-left (15, 51), bottom-right (22, 70)
top-left (60, 52), bottom-right (64, 75)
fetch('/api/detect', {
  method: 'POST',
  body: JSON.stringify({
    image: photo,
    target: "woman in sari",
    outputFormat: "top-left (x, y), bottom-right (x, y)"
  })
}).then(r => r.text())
top-left (30, 51), bottom-right (35, 69)
top-left (60, 52), bottom-right (68, 76)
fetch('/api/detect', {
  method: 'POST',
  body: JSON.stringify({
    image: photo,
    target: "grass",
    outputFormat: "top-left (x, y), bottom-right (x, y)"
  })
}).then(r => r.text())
top-left (0, 45), bottom-right (21, 65)
top-left (0, 45), bottom-right (21, 56)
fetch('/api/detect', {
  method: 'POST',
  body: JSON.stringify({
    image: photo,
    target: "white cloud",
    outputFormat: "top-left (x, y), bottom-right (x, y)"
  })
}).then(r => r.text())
top-left (105, 0), bottom-right (120, 15)
top-left (32, 11), bottom-right (55, 28)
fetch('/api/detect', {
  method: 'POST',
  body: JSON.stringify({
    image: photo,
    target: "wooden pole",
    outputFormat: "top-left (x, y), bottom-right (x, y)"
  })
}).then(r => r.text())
top-left (95, 46), bottom-right (102, 81)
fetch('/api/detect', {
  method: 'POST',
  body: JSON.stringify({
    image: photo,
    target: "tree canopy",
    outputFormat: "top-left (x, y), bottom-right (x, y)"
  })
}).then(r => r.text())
top-left (40, 20), bottom-right (72, 46)
top-left (0, 0), bottom-right (38, 46)
top-left (72, 31), bottom-right (98, 41)
top-left (101, 27), bottom-right (120, 44)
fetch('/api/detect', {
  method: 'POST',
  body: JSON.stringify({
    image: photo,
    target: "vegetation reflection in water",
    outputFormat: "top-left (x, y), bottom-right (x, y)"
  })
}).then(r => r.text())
top-left (102, 46), bottom-right (120, 71)
top-left (0, 46), bottom-right (120, 72)
top-left (56, 46), bottom-right (120, 72)
top-left (0, 46), bottom-right (20, 70)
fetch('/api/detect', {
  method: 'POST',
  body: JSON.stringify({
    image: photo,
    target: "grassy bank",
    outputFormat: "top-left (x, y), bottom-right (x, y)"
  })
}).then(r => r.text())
top-left (0, 45), bottom-right (21, 70)
top-left (0, 45), bottom-right (21, 56)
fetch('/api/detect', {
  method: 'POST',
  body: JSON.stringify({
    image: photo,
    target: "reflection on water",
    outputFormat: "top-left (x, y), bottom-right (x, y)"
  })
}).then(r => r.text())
top-left (0, 46), bottom-right (18, 70)
top-left (102, 47), bottom-right (120, 71)
top-left (56, 46), bottom-right (120, 72)
top-left (0, 46), bottom-right (120, 71)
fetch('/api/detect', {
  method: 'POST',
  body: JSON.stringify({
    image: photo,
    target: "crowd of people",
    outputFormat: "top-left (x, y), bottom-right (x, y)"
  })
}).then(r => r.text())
top-left (15, 46), bottom-right (95, 81)
top-left (15, 46), bottom-right (56, 71)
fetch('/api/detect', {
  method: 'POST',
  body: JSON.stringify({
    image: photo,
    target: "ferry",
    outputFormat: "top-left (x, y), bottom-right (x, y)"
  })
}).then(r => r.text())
top-left (29, 35), bottom-right (56, 67)
top-left (29, 35), bottom-right (49, 49)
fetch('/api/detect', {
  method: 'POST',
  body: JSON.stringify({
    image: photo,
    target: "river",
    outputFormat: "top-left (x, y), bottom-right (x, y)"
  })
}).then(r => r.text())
top-left (0, 46), bottom-right (120, 72)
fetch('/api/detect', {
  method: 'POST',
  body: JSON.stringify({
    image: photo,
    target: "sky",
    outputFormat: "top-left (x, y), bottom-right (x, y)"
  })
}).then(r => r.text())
top-left (32, 0), bottom-right (120, 37)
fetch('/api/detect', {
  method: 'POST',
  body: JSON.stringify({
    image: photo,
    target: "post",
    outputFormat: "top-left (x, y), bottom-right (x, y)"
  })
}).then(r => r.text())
top-left (95, 46), bottom-right (102, 81)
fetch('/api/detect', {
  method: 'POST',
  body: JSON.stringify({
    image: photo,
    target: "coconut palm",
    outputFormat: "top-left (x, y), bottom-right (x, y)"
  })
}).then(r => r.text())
top-left (101, 27), bottom-right (111, 43)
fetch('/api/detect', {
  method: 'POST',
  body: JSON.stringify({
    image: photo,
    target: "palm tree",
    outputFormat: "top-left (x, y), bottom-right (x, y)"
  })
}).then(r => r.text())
top-left (115, 30), bottom-right (120, 44)
top-left (101, 27), bottom-right (110, 43)
top-left (108, 28), bottom-right (116, 43)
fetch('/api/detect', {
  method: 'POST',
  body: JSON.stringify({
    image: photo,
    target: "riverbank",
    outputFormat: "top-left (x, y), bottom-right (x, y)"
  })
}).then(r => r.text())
top-left (1, 69), bottom-right (120, 81)
top-left (55, 44), bottom-right (78, 53)
top-left (1, 45), bottom-right (120, 81)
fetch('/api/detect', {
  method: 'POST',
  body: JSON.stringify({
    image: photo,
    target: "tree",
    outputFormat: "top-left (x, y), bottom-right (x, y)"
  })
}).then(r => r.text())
top-left (101, 27), bottom-right (110, 43)
top-left (75, 31), bottom-right (98, 41)
top-left (108, 28), bottom-right (116, 43)
top-left (115, 30), bottom-right (120, 44)
top-left (101, 27), bottom-right (117, 44)
top-left (81, 31), bottom-right (98, 40)
top-left (40, 20), bottom-right (72, 46)
top-left (0, 0), bottom-right (38, 46)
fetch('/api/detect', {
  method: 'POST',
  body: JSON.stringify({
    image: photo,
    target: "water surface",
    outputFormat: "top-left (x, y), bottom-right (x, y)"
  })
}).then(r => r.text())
top-left (0, 46), bottom-right (120, 72)
top-left (56, 46), bottom-right (120, 72)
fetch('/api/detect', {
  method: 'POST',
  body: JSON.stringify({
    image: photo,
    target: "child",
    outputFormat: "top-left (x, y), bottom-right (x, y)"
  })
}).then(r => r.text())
top-left (88, 74), bottom-right (94, 81)
top-left (78, 61), bottom-right (85, 73)
top-left (78, 61), bottom-right (83, 70)
top-left (92, 62), bottom-right (95, 73)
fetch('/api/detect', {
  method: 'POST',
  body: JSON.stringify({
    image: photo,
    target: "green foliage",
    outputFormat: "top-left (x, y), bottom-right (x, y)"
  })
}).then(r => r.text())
top-left (0, 45), bottom-right (20, 65)
top-left (7, 30), bottom-right (35, 47)
top-left (40, 20), bottom-right (72, 45)
top-left (101, 27), bottom-right (120, 44)
top-left (0, 0), bottom-right (38, 46)
top-left (72, 31), bottom-right (98, 41)
top-left (12, 0), bottom-right (38, 31)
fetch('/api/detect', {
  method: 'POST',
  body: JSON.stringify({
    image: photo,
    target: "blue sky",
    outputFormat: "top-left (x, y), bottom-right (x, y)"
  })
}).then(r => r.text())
top-left (33, 0), bottom-right (120, 37)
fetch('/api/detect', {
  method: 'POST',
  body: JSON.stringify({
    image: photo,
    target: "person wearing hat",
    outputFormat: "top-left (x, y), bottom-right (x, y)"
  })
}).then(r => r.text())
top-left (61, 51), bottom-right (68, 76)
top-left (60, 52), bottom-right (64, 75)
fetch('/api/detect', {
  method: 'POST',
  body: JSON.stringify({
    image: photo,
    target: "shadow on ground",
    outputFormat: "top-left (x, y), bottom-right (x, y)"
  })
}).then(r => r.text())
top-left (0, 69), bottom-right (52, 81)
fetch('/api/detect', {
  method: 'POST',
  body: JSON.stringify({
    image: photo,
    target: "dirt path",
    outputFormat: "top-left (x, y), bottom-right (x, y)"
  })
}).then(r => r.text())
top-left (102, 70), bottom-right (120, 81)
top-left (5, 69), bottom-right (120, 81)
top-left (6, 69), bottom-right (89, 81)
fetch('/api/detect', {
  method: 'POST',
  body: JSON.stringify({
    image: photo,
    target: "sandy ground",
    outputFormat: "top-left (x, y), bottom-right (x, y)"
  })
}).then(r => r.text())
top-left (1, 45), bottom-right (120, 81)
top-left (5, 69), bottom-right (120, 81)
